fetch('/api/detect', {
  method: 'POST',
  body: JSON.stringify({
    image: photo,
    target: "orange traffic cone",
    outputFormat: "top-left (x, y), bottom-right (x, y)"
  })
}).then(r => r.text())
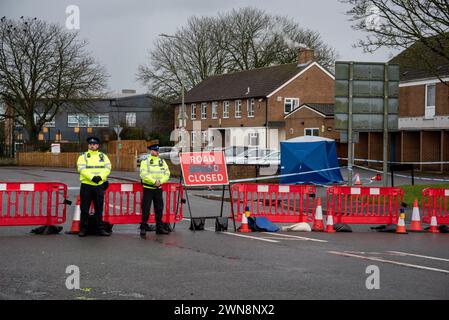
top-left (396, 212), bottom-right (407, 234)
top-left (312, 197), bottom-right (324, 232)
top-left (428, 213), bottom-right (440, 233)
top-left (324, 212), bottom-right (336, 233)
top-left (354, 173), bottom-right (362, 185)
top-left (410, 199), bottom-right (423, 232)
top-left (67, 196), bottom-right (81, 234)
top-left (238, 206), bottom-right (252, 233)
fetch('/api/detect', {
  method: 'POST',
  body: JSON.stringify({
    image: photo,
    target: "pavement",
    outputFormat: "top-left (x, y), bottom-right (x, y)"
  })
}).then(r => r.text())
top-left (0, 166), bottom-right (448, 300)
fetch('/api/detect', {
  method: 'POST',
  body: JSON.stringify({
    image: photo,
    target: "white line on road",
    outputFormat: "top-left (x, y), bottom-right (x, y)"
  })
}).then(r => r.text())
top-left (203, 227), bottom-right (280, 243)
top-left (181, 218), bottom-right (279, 243)
top-left (387, 251), bottom-right (449, 263)
top-left (261, 232), bottom-right (328, 243)
top-left (328, 251), bottom-right (449, 274)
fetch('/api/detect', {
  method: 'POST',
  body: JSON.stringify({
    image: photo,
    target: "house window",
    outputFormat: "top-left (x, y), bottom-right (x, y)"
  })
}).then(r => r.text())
top-left (34, 113), bottom-right (55, 127)
top-left (191, 131), bottom-right (196, 145)
top-left (191, 104), bottom-right (196, 120)
top-left (284, 98), bottom-right (299, 114)
top-left (212, 102), bottom-right (218, 119)
top-left (425, 84), bottom-right (436, 119)
top-left (68, 113), bottom-right (109, 127)
top-left (223, 101), bottom-right (229, 118)
top-left (247, 99), bottom-right (255, 117)
top-left (201, 130), bottom-right (207, 144)
top-left (125, 112), bottom-right (136, 127)
top-left (201, 103), bottom-right (207, 119)
top-left (235, 100), bottom-right (242, 118)
top-left (248, 132), bottom-right (259, 146)
top-left (304, 128), bottom-right (319, 136)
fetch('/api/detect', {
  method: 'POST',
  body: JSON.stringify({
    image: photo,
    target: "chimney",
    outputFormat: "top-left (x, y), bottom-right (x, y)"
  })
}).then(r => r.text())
top-left (298, 48), bottom-right (314, 66)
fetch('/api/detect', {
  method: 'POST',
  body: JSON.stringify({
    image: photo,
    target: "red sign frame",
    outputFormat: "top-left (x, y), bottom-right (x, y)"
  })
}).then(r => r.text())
top-left (179, 151), bottom-right (229, 186)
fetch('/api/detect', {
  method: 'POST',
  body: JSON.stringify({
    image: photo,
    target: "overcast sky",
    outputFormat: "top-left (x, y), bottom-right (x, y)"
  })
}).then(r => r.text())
top-left (0, 0), bottom-right (400, 93)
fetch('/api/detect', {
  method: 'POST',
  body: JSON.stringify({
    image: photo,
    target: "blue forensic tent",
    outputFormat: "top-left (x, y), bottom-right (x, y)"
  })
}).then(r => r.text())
top-left (280, 136), bottom-right (343, 184)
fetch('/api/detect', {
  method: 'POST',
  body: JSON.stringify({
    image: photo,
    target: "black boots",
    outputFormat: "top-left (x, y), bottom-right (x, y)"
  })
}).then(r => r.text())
top-left (78, 229), bottom-right (88, 237)
top-left (156, 223), bottom-right (169, 235)
top-left (140, 223), bottom-right (147, 238)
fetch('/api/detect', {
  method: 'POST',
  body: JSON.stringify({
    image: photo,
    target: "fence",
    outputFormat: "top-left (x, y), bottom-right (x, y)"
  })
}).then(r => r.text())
top-left (422, 188), bottom-right (449, 225)
top-left (231, 183), bottom-right (316, 223)
top-left (327, 186), bottom-right (404, 225)
top-left (103, 182), bottom-right (184, 224)
top-left (0, 182), bottom-right (68, 226)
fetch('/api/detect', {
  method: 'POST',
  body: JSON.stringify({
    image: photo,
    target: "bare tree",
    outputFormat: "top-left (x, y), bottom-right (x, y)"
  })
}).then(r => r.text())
top-left (0, 17), bottom-right (108, 143)
top-left (340, 0), bottom-right (449, 84)
top-left (138, 7), bottom-right (338, 99)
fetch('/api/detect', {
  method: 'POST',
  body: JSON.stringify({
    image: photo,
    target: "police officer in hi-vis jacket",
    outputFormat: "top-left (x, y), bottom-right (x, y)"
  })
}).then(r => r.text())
top-left (76, 137), bottom-right (112, 237)
top-left (139, 141), bottom-right (171, 238)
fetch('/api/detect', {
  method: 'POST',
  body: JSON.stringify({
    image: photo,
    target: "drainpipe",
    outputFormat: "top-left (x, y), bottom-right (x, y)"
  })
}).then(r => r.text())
top-left (265, 98), bottom-right (268, 149)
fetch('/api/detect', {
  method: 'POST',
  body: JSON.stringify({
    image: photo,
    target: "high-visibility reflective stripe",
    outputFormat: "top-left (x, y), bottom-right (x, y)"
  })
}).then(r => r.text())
top-left (86, 166), bottom-right (106, 169)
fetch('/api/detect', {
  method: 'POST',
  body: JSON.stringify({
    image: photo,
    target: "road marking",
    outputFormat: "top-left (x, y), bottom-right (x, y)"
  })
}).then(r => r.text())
top-left (261, 232), bottom-right (328, 243)
top-left (181, 219), bottom-right (279, 243)
top-left (328, 251), bottom-right (449, 274)
top-left (387, 251), bottom-right (449, 263)
top-left (203, 228), bottom-right (280, 243)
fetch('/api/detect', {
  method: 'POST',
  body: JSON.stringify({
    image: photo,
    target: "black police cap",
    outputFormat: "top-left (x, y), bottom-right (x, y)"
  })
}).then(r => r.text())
top-left (86, 136), bottom-right (100, 144)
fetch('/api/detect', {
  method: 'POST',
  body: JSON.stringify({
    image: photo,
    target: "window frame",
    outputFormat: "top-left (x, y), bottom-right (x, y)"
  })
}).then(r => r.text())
top-left (284, 98), bottom-right (300, 114)
top-left (201, 103), bottom-right (207, 119)
top-left (191, 104), bottom-right (196, 120)
top-left (247, 99), bottom-right (255, 118)
top-left (223, 101), bottom-right (229, 118)
top-left (235, 100), bottom-right (242, 118)
top-left (425, 84), bottom-right (436, 119)
top-left (304, 128), bottom-right (320, 137)
top-left (125, 112), bottom-right (136, 127)
top-left (211, 101), bottom-right (218, 119)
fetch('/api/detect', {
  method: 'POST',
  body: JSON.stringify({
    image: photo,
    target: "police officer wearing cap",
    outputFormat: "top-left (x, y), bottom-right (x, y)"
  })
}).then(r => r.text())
top-left (139, 141), bottom-right (171, 237)
top-left (76, 137), bottom-right (112, 237)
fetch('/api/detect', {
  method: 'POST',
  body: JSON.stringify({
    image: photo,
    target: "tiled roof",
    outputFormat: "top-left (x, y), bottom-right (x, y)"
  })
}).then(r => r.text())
top-left (172, 62), bottom-right (313, 104)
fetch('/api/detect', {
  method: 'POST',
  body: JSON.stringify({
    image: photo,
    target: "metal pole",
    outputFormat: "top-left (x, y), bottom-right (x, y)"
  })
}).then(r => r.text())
top-left (348, 63), bottom-right (354, 186)
top-left (383, 64), bottom-right (389, 187)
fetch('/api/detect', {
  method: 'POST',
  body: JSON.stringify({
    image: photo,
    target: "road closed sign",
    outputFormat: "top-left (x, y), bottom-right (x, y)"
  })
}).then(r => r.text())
top-left (180, 151), bottom-right (229, 186)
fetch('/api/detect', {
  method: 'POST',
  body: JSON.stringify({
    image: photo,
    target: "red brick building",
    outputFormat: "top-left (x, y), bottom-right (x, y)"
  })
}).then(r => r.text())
top-left (172, 49), bottom-right (335, 150)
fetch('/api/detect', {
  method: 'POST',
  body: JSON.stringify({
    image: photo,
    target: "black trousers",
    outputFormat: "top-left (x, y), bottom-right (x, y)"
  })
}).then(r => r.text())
top-left (141, 188), bottom-right (164, 225)
top-left (80, 183), bottom-right (105, 232)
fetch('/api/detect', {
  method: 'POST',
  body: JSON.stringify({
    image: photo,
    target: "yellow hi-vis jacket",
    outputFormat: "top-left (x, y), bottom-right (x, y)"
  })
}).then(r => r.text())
top-left (140, 155), bottom-right (170, 189)
top-left (77, 150), bottom-right (112, 186)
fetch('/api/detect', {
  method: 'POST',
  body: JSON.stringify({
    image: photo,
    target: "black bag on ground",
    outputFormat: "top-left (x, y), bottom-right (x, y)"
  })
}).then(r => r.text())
top-left (370, 224), bottom-right (397, 233)
top-left (334, 223), bottom-right (352, 232)
top-left (438, 225), bottom-right (449, 233)
top-left (30, 225), bottom-right (63, 235)
top-left (215, 217), bottom-right (228, 232)
top-left (189, 218), bottom-right (206, 231)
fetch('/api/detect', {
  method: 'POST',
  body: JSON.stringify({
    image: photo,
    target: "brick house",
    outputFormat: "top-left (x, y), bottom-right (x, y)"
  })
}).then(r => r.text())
top-left (284, 103), bottom-right (337, 140)
top-left (352, 41), bottom-right (449, 172)
top-left (172, 49), bottom-right (334, 150)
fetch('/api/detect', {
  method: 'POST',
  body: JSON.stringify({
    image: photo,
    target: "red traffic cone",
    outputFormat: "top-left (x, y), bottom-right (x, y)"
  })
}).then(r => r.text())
top-left (354, 173), bottom-right (362, 185)
top-left (428, 213), bottom-right (440, 233)
top-left (67, 196), bottom-right (81, 234)
top-left (312, 197), bottom-right (324, 232)
top-left (324, 213), bottom-right (336, 233)
top-left (238, 206), bottom-right (251, 233)
top-left (396, 212), bottom-right (407, 234)
top-left (410, 199), bottom-right (423, 232)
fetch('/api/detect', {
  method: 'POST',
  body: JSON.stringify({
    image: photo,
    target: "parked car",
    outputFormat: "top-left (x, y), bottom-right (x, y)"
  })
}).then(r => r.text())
top-left (232, 148), bottom-right (277, 164)
top-left (224, 146), bottom-right (257, 164)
